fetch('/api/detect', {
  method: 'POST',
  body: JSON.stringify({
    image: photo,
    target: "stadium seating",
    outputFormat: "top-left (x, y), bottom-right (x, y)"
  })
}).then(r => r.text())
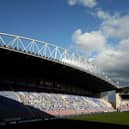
top-left (120, 101), bottom-right (129, 111)
top-left (0, 91), bottom-right (115, 118)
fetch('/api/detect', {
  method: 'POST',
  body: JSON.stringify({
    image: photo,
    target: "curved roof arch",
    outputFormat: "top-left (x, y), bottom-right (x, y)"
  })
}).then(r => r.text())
top-left (0, 33), bottom-right (118, 94)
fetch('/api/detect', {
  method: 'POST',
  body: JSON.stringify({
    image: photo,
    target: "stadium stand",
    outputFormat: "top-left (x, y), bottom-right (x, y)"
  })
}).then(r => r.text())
top-left (0, 91), bottom-right (115, 120)
top-left (120, 101), bottom-right (129, 111)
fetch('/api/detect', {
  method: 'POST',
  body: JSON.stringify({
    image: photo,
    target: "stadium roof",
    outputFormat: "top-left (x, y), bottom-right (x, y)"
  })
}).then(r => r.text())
top-left (117, 86), bottom-right (129, 93)
top-left (0, 48), bottom-right (117, 94)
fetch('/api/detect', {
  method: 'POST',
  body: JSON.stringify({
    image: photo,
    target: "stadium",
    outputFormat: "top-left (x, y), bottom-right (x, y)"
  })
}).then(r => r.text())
top-left (0, 33), bottom-right (129, 128)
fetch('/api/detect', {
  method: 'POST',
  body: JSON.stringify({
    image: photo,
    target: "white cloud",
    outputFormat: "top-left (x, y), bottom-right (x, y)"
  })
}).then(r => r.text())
top-left (119, 38), bottom-right (129, 51)
top-left (96, 10), bottom-right (111, 20)
top-left (72, 29), bottom-right (106, 55)
top-left (94, 10), bottom-right (129, 73)
top-left (68, 0), bottom-right (77, 6)
top-left (94, 48), bottom-right (122, 71)
top-left (68, 0), bottom-right (97, 8)
top-left (71, 9), bottom-right (129, 86)
top-left (93, 37), bottom-right (129, 86)
top-left (97, 10), bottom-right (129, 39)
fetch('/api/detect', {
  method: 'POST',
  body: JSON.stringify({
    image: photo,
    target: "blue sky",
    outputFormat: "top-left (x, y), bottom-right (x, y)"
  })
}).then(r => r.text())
top-left (0, 0), bottom-right (87, 48)
top-left (0, 0), bottom-right (129, 86)
top-left (0, 0), bottom-right (128, 48)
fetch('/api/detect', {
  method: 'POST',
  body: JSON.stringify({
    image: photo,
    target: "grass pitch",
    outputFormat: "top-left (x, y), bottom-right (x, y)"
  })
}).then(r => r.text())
top-left (69, 112), bottom-right (129, 126)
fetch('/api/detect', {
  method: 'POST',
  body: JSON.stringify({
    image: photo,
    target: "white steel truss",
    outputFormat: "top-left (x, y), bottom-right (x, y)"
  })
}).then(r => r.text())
top-left (0, 32), bottom-right (116, 87)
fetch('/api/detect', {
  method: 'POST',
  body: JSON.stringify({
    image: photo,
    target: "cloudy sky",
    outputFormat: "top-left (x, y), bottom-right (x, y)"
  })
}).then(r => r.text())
top-left (0, 0), bottom-right (129, 87)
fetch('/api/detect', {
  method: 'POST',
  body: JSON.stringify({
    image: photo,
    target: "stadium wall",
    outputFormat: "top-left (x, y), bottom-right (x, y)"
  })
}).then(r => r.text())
top-left (116, 93), bottom-right (121, 109)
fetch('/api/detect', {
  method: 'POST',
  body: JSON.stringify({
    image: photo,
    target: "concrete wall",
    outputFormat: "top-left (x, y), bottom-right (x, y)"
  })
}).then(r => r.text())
top-left (115, 93), bottom-right (121, 109)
